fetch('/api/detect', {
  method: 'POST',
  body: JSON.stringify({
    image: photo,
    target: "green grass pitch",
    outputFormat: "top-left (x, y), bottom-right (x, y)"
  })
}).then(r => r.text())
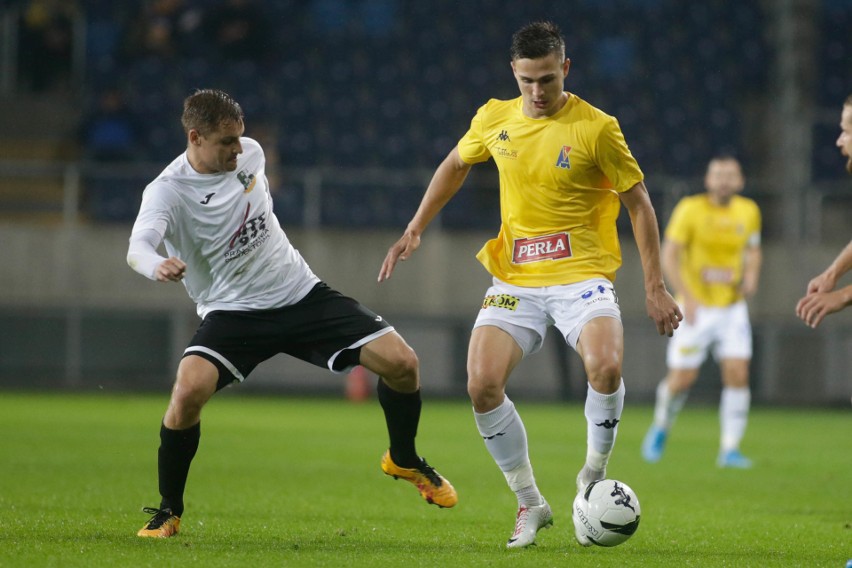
top-left (0, 391), bottom-right (849, 567)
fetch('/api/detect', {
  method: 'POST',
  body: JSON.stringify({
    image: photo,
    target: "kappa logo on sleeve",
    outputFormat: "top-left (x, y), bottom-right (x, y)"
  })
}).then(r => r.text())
top-left (512, 233), bottom-right (572, 264)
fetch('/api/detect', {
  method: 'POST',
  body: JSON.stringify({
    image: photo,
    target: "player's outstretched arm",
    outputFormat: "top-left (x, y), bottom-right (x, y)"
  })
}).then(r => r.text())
top-left (804, 239), bottom-right (852, 295)
top-left (619, 181), bottom-right (682, 336)
top-left (378, 148), bottom-right (472, 282)
top-left (379, 230), bottom-right (422, 283)
top-left (795, 285), bottom-right (852, 328)
top-left (128, 228), bottom-right (186, 282)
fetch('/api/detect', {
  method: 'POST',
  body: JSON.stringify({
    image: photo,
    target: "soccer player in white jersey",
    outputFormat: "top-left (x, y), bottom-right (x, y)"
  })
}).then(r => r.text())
top-left (796, 94), bottom-right (852, 329)
top-left (378, 22), bottom-right (681, 548)
top-left (641, 156), bottom-right (762, 469)
top-left (129, 89), bottom-right (456, 538)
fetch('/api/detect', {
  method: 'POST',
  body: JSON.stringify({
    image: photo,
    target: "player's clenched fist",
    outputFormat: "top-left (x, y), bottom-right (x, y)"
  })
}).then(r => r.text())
top-left (155, 257), bottom-right (186, 282)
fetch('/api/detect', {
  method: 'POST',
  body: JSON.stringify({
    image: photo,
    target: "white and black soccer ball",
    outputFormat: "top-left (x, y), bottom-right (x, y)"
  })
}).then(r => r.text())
top-left (572, 479), bottom-right (641, 547)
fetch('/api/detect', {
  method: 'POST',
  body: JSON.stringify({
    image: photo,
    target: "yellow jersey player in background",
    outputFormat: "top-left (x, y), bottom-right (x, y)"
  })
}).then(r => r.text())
top-left (379, 21), bottom-right (681, 549)
top-left (642, 155), bottom-right (762, 469)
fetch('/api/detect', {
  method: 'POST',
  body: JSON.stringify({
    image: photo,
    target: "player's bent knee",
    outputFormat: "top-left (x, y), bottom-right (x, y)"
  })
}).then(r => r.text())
top-left (171, 357), bottom-right (219, 414)
top-left (721, 359), bottom-right (750, 388)
top-left (362, 332), bottom-right (419, 377)
top-left (365, 343), bottom-right (419, 392)
top-left (467, 379), bottom-right (504, 411)
top-left (385, 343), bottom-right (419, 379)
top-left (398, 344), bottom-right (419, 375)
top-left (722, 374), bottom-right (749, 389)
top-left (585, 360), bottom-right (622, 393)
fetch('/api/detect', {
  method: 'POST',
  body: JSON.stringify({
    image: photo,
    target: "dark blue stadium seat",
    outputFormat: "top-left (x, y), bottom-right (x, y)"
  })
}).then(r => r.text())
top-left (85, 0), bottom-right (781, 225)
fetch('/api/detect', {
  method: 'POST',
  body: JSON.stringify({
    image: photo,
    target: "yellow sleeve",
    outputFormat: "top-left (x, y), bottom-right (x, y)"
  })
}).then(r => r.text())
top-left (457, 103), bottom-right (493, 165)
top-left (593, 116), bottom-right (644, 193)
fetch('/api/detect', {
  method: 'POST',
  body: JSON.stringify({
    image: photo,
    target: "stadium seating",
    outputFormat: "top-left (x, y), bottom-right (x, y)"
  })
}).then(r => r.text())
top-left (75, 0), bottom-right (848, 226)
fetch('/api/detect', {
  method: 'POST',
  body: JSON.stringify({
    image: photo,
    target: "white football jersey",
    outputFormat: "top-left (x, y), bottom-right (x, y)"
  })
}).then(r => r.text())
top-left (131, 137), bottom-right (320, 318)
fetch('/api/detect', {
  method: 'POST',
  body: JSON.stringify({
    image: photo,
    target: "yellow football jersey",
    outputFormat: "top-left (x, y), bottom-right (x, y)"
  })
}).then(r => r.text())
top-left (665, 194), bottom-right (761, 307)
top-left (457, 93), bottom-right (644, 287)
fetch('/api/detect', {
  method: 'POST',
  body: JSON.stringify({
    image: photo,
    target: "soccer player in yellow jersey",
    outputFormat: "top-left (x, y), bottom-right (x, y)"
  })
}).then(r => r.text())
top-left (642, 155), bottom-right (762, 470)
top-left (379, 21), bottom-right (681, 548)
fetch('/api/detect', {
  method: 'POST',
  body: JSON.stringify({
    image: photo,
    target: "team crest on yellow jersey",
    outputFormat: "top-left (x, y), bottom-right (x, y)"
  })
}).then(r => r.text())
top-left (555, 145), bottom-right (572, 169)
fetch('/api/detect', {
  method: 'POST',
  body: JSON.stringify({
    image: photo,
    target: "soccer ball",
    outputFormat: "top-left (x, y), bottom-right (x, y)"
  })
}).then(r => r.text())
top-left (572, 479), bottom-right (641, 547)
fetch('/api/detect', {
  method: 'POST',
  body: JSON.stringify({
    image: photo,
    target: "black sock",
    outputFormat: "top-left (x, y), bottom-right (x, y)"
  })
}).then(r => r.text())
top-left (157, 422), bottom-right (200, 518)
top-left (377, 379), bottom-right (422, 468)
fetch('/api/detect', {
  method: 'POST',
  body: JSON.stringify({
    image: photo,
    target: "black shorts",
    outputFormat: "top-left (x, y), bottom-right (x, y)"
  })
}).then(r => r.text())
top-left (185, 282), bottom-right (393, 389)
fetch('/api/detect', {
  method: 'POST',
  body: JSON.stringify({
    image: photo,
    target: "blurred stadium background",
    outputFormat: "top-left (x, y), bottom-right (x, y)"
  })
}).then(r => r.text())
top-left (0, 0), bottom-right (849, 404)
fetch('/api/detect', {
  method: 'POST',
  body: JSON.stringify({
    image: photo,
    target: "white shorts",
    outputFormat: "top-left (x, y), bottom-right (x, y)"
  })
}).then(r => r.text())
top-left (473, 277), bottom-right (622, 356)
top-left (666, 300), bottom-right (752, 369)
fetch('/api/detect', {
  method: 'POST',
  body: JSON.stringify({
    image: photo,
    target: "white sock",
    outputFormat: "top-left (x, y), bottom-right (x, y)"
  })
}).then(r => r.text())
top-left (514, 481), bottom-right (544, 508)
top-left (720, 386), bottom-right (750, 452)
top-left (474, 397), bottom-right (541, 502)
top-left (653, 379), bottom-right (689, 430)
top-left (584, 380), bottom-right (625, 472)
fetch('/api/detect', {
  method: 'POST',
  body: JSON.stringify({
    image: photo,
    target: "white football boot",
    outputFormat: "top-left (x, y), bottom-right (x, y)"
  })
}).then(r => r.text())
top-left (506, 500), bottom-right (553, 548)
top-left (576, 465), bottom-right (605, 494)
